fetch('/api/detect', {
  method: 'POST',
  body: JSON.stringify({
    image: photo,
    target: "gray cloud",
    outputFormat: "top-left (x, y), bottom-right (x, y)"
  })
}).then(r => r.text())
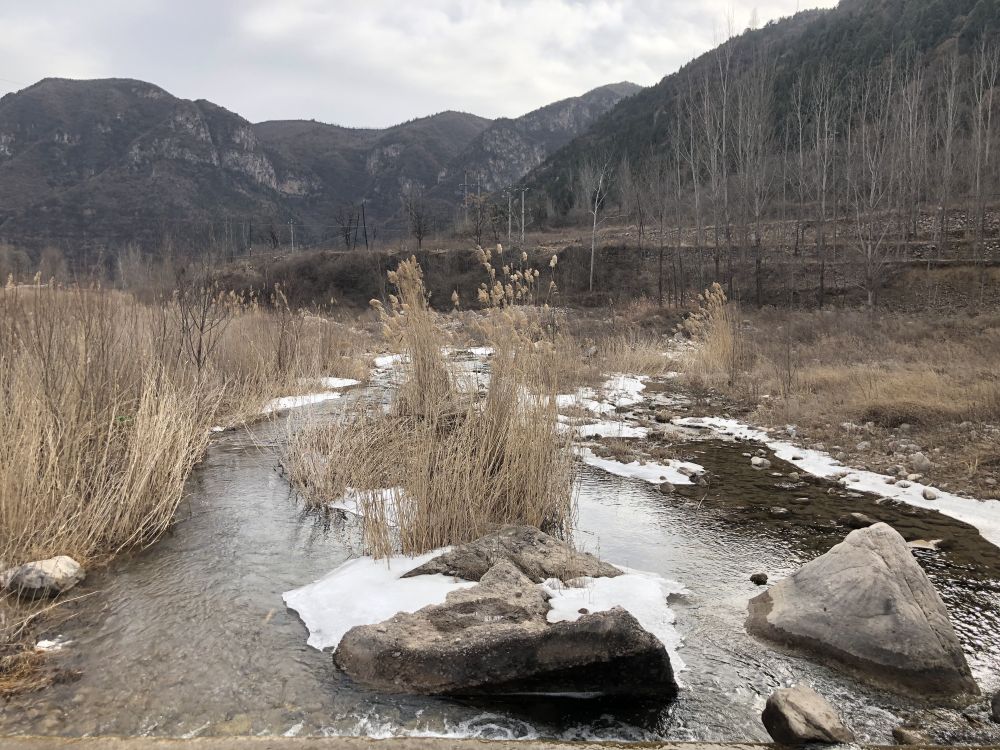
top-left (0, 0), bottom-right (836, 127)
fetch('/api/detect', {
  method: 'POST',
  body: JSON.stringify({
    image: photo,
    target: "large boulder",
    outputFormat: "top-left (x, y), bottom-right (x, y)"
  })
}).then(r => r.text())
top-left (403, 525), bottom-right (622, 582)
top-left (0, 556), bottom-right (85, 598)
top-left (335, 559), bottom-right (676, 698)
top-left (747, 523), bottom-right (977, 698)
top-left (761, 684), bottom-right (856, 745)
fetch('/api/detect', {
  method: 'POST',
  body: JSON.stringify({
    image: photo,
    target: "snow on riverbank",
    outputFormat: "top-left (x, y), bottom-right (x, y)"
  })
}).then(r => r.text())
top-left (557, 375), bottom-right (649, 417)
top-left (283, 551), bottom-right (475, 651)
top-left (674, 416), bottom-right (1000, 549)
top-left (263, 391), bottom-right (342, 414)
top-left (262, 374), bottom-right (361, 415)
top-left (317, 377), bottom-right (361, 389)
top-left (575, 421), bottom-right (649, 439)
top-left (543, 569), bottom-right (687, 672)
top-left (577, 448), bottom-right (702, 486)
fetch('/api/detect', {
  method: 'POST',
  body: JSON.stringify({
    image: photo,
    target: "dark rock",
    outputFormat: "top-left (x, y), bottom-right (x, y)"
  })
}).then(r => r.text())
top-left (335, 560), bottom-right (676, 698)
top-left (403, 525), bottom-right (622, 583)
top-left (761, 684), bottom-right (855, 745)
top-left (893, 726), bottom-right (932, 745)
top-left (840, 512), bottom-right (879, 529)
top-left (747, 523), bottom-right (978, 698)
top-left (991, 691), bottom-right (1000, 723)
top-left (750, 573), bottom-right (768, 586)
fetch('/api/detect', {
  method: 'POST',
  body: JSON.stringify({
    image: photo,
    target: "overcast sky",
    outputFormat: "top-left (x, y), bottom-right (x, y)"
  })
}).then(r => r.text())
top-left (1, 0), bottom-right (837, 128)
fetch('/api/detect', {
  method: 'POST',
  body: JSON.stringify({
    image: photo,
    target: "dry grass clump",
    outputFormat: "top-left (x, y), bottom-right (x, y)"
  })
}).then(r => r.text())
top-left (684, 300), bottom-right (1000, 494)
top-left (680, 283), bottom-right (755, 398)
top-left (0, 282), bottom-right (370, 693)
top-left (596, 331), bottom-right (673, 377)
top-left (287, 255), bottom-right (575, 557)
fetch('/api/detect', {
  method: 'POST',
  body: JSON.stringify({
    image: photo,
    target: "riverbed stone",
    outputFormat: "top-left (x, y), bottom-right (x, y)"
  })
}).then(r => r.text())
top-left (840, 512), bottom-right (879, 529)
top-left (335, 559), bottom-right (676, 698)
top-left (0, 556), bottom-right (85, 597)
top-left (893, 725), bottom-right (932, 745)
top-left (402, 525), bottom-right (622, 583)
top-left (761, 684), bottom-right (855, 745)
top-left (746, 523), bottom-right (978, 698)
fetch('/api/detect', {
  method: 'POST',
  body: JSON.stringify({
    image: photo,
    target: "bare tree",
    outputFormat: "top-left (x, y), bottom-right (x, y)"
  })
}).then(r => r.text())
top-left (576, 156), bottom-right (613, 292)
top-left (810, 63), bottom-right (839, 308)
top-left (970, 37), bottom-right (1000, 258)
top-left (847, 61), bottom-right (899, 311)
top-left (334, 205), bottom-right (359, 249)
top-left (933, 50), bottom-right (962, 254)
top-left (403, 189), bottom-right (432, 249)
top-left (735, 49), bottom-right (776, 307)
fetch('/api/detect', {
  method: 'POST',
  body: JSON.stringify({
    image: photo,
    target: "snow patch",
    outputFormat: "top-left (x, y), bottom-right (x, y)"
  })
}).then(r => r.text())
top-left (674, 416), bottom-right (1000, 549)
top-left (282, 551), bottom-right (476, 651)
top-left (602, 375), bottom-right (647, 408)
top-left (373, 353), bottom-right (404, 369)
top-left (576, 421), bottom-right (649, 439)
top-left (317, 377), bottom-right (361, 389)
top-left (263, 391), bottom-right (341, 415)
top-left (543, 569), bottom-right (687, 672)
top-left (577, 447), bottom-right (702, 486)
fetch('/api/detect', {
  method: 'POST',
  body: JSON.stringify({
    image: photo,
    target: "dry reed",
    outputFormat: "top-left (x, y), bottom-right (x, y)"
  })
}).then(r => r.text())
top-left (286, 255), bottom-right (575, 557)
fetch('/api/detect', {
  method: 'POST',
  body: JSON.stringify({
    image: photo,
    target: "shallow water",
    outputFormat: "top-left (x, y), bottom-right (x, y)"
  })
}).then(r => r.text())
top-left (3, 394), bottom-right (1000, 742)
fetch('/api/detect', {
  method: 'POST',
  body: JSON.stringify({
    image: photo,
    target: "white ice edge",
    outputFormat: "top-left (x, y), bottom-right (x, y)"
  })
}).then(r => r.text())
top-left (674, 416), bottom-right (1000, 549)
top-left (316, 377), bottom-right (361, 389)
top-left (263, 391), bottom-right (342, 415)
top-left (575, 421), bottom-right (649, 439)
top-left (328, 486), bottom-right (404, 526)
top-left (283, 550), bottom-right (476, 651)
top-left (543, 568), bottom-right (687, 673)
top-left (576, 447), bottom-right (702, 486)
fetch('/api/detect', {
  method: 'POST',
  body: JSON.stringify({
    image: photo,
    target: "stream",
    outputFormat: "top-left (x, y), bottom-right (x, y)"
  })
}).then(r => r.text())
top-left (2, 382), bottom-right (1000, 743)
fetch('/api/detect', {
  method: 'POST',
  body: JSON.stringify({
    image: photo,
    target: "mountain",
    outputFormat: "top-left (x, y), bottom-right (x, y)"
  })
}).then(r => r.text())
top-left (0, 77), bottom-right (292, 251)
top-left (0, 77), bottom-right (637, 254)
top-left (429, 82), bottom-right (641, 204)
top-left (524, 0), bottom-right (1000, 210)
top-left (253, 110), bottom-right (490, 242)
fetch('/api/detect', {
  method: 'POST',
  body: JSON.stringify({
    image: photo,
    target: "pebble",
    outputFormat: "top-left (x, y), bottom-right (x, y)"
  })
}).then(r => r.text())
top-left (922, 487), bottom-right (938, 501)
top-left (750, 572), bottom-right (768, 586)
top-left (751, 457), bottom-right (771, 470)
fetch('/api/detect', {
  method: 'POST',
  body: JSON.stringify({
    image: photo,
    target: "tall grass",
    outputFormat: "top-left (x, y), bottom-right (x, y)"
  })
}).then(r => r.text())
top-left (0, 282), bottom-right (370, 692)
top-left (287, 256), bottom-right (575, 557)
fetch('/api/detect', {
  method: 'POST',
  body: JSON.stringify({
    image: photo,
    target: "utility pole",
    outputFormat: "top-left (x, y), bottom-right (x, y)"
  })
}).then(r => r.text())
top-left (361, 200), bottom-right (369, 251)
top-left (519, 188), bottom-right (530, 244)
top-left (248, 217), bottom-right (253, 257)
top-left (289, 220), bottom-right (295, 252)
top-left (507, 190), bottom-right (512, 242)
top-left (460, 171), bottom-right (470, 228)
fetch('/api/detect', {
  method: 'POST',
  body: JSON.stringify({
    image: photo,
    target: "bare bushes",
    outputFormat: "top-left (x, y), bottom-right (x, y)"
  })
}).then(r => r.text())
top-left (0, 288), bottom-right (210, 568)
top-left (287, 255), bottom-right (574, 558)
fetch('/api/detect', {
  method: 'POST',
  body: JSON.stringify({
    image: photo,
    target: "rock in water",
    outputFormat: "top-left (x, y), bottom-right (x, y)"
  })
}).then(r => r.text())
top-left (335, 560), bottom-right (676, 698)
top-left (747, 523), bottom-right (977, 698)
top-left (991, 691), bottom-right (1000, 723)
top-left (0, 556), bottom-right (85, 598)
top-left (402, 525), bottom-right (621, 583)
top-left (762, 685), bottom-right (855, 745)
